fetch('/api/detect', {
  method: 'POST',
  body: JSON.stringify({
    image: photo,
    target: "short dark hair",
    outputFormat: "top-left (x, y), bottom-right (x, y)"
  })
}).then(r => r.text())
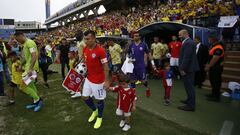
top-left (14, 32), bottom-right (24, 36)
top-left (84, 30), bottom-right (96, 37)
top-left (75, 30), bottom-right (84, 41)
top-left (195, 36), bottom-right (201, 41)
top-left (117, 73), bottom-right (130, 83)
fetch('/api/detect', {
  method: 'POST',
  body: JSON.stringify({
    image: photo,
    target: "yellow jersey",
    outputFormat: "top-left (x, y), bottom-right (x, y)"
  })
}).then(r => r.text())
top-left (11, 60), bottom-right (23, 85)
top-left (109, 43), bottom-right (122, 65)
top-left (151, 43), bottom-right (167, 59)
top-left (69, 59), bottom-right (75, 69)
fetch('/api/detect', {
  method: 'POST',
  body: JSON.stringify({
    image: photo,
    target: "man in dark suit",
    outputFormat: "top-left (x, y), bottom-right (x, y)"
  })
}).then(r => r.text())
top-left (178, 29), bottom-right (199, 111)
top-left (194, 37), bottom-right (208, 88)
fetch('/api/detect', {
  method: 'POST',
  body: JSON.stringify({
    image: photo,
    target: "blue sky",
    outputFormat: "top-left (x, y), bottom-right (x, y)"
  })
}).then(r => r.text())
top-left (0, 0), bottom-right (77, 23)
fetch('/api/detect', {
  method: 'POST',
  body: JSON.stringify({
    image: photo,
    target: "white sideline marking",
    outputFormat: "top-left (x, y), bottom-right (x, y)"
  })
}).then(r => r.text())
top-left (219, 121), bottom-right (234, 135)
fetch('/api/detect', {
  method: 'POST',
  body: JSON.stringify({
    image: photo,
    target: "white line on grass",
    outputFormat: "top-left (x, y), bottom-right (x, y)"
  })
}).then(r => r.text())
top-left (219, 121), bottom-right (234, 135)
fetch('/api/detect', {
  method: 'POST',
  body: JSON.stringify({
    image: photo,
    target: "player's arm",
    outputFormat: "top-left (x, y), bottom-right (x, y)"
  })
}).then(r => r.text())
top-left (77, 44), bottom-right (84, 61)
top-left (150, 44), bottom-right (154, 57)
top-left (108, 86), bottom-right (119, 92)
top-left (29, 47), bottom-right (37, 72)
top-left (146, 46), bottom-right (156, 69)
top-left (131, 90), bottom-right (137, 112)
top-left (103, 62), bottom-right (110, 89)
top-left (132, 99), bottom-right (137, 112)
top-left (117, 44), bottom-right (123, 53)
top-left (100, 48), bottom-right (110, 89)
top-left (205, 49), bottom-right (223, 71)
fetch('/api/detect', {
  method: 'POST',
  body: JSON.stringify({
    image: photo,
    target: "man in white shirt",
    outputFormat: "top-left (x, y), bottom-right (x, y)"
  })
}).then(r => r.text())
top-left (194, 37), bottom-right (208, 88)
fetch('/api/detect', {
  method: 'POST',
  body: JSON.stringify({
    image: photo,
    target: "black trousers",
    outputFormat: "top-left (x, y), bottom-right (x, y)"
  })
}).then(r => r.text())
top-left (182, 72), bottom-right (195, 109)
top-left (61, 58), bottom-right (70, 79)
top-left (194, 68), bottom-right (206, 87)
top-left (153, 59), bottom-right (161, 69)
top-left (209, 66), bottom-right (223, 99)
top-left (40, 63), bottom-right (49, 83)
top-left (0, 72), bottom-right (4, 95)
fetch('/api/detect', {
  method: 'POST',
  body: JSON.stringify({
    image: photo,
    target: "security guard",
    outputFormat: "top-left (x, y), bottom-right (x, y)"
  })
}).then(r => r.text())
top-left (205, 35), bottom-right (224, 102)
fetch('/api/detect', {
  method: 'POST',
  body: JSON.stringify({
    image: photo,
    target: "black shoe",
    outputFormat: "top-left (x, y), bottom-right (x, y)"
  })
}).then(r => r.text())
top-left (180, 100), bottom-right (187, 104)
top-left (164, 99), bottom-right (170, 106)
top-left (206, 97), bottom-right (220, 102)
top-left (178, 105), bottom-right (195, 112)
top-left (205, 94), bottom-right (213, 98)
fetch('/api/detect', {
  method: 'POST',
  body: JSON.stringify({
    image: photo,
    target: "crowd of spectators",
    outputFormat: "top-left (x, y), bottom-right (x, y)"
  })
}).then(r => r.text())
top-left (42, 0), bottom-right (236, 44)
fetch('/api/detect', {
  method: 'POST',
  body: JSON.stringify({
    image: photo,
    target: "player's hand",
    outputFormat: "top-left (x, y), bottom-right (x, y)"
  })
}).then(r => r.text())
top-left (28, 69), bottom-right (33, 76)
top-left (108, 87), bottom-right (114, 91)
top-left (180, 70), bottom-right (186, 76)
top-left (104, 81), bottom-right (110, 90)
top-left (131, 106), bottom-right (136, 112)
top-left (152, 65), bottom-right (157, 71)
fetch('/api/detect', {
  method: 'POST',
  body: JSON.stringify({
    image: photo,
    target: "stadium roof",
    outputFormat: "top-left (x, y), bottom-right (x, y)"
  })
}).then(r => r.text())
top-left (44, 0), bottom-right (110, 25)
top-left (138, 22), bottom-right (213, 37)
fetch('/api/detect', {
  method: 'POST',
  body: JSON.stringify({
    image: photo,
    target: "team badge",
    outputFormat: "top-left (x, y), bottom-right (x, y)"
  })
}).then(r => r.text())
top-left (128, 91), bottom-right (132, 95)
top-left (70, 74), bottom-right (76, 80)
top-left (139, 47), bottom-right (143, 51)
top-left (76, 77), bottom-right (81, 83)
top-left (92, 53), bottom-right (96, 58)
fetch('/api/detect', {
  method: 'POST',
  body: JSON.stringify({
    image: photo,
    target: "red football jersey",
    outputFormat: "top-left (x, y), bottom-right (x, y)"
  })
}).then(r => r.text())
top-left (114, 86), bottom-right (136, 113)
top-left (168, 41), bottom-right (182, 58)
top-left (83, 45), bottom-right (107, 84)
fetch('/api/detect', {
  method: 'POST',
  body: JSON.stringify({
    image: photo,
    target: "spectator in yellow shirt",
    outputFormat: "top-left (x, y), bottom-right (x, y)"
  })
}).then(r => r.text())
top-left (108, 40), bottom-right (123, 86)
top-left (151, 36), bottom-right (164, 68)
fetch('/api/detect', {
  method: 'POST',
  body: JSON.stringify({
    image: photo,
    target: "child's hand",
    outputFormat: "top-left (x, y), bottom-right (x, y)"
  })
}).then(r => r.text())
top-left (153, 67), bottom-right (159, 73)
top-left (108, 87), bottom-right (114, 91)
top-left (131, 105), bottom-right (136, 112)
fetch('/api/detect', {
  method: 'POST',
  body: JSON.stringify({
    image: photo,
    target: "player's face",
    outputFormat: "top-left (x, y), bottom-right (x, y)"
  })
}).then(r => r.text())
top-left (166, 65), bottom-right (171, 71)
top-left (178, 32), bottom-right (184, 41)
top-left (61, 39), bottom-right (67, 45)
top-left (14, 35), bottom-right (25, 44)
top-left (194, 38), bottom-right (199, 44)
top-left (172, 36), bottom-right (177, 41)
top-left (84, 34), bottom-right (96, 47)
top-left (154, 37), bottom-right (159, 43)
top-left (108, 40), bottom-right (113, 46)
top-left (134, 33), bottom-right (140, 42)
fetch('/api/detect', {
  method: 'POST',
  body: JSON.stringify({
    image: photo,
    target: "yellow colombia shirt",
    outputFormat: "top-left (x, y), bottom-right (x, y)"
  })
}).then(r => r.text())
top-left (11, 60), bottom-right (23, 85)
top-left (69, 59), bottom-right (75, 69)
top-left (109, 43), bottom-right (123, 65)
top-left (151, 43), bottom-right (167, 59)
top-left (22, 39), bottom-right (39, 76)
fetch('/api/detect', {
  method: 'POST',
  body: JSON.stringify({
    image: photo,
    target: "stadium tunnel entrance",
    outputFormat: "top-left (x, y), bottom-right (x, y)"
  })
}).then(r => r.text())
top-left (138, 22), bottom-right (216, 46)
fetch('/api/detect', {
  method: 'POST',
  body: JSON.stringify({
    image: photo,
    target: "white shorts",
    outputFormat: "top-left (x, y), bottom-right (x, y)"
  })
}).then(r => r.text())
top-left (82, 78), bottom-right (106, 100)
top-left (116, 108), bottom-right (131, 117)
top-left (170, 57), bottom-right (179, 66)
